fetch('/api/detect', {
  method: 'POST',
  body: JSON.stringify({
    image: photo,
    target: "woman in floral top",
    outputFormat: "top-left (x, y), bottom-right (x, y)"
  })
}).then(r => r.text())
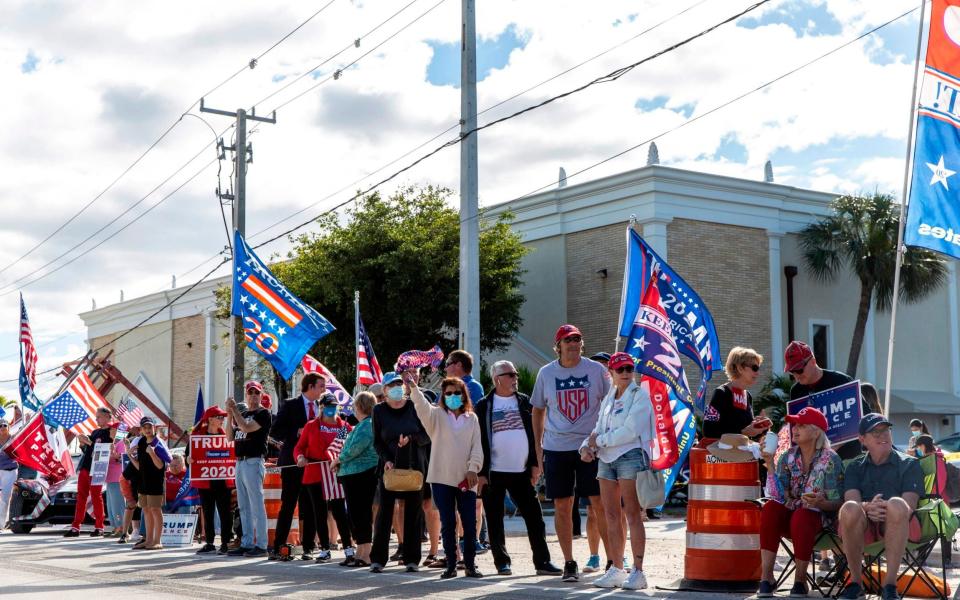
top-left (757, 407), bottom-right (844, 598)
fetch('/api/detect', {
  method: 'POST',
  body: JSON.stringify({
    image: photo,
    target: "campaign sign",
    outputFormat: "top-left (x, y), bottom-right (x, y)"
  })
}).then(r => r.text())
top-left (787, 380), bottom-right (862, 445)
top-left (90, 442), bottom-right (112, 486)
top-left (189, 435), bottom-right (236, 481)
top-left (161, 513), bottom-right (197, 547)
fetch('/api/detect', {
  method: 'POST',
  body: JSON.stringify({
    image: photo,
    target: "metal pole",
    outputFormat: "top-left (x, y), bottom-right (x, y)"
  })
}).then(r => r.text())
top-left (354, 290), bottom-right (361, 390)
top-left (884, 0), bottom-right (928, 417)
top-left (231, 109), bottom-right (248, 405)
top-left (459, 0), bottom-right (480, 362)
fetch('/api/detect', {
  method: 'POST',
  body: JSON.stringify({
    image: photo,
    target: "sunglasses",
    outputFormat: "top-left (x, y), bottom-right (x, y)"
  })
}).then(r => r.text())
top-left (614, 365), bottom-right (635, 374)
top-left (498, 372), bottom-right (518, 378)
top-left (743, 364), bottom-right (760, 372)
top-left (247, 389), bottom-right (261, 395)
top-left (444, 361), bottom-right (459, 368)
top-left (0, 424), bottom-right (8, 429)
top-left (788, 358), bottom-right (810, 375)
top-left (562, 335), bottom-right (582, 343)
top-left (442, 390), bottom-right (462, 397)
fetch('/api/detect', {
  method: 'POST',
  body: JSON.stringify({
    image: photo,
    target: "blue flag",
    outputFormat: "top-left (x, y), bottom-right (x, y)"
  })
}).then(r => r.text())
top-left (904, 4), bottom-right (960, 259)
top-left (618, 228), bottom-right (721, 411)
top-left (168, 472), bottom-right (201, 510)
top-left (194, 382), bottom-right (204, 425)
top-left (230, 230), bottom-right (335, 379)
top-left (19, 363), bottom-right (41, 413)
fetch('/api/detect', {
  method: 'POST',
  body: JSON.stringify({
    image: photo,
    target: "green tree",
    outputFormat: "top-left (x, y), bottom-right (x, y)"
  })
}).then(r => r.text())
top-left (799, 193), bottom-right (947, 378)
top-left (222, 185), bottom-right (528, 384)
top-left (0, 394), bottom-right (13, 410)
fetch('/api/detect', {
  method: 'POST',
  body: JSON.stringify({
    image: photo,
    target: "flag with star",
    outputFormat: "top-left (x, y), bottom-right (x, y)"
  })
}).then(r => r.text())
top-left (904, 0), bottom-right (960, 259)
top-left (617, 228), bottom-right (720, 412)
top-left (230, 230), bottom-right (335, 379)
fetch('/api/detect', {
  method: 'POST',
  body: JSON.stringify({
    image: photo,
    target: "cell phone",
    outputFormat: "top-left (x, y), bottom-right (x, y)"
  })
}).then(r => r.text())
top-left (458, 478), bottom-right (469, 491)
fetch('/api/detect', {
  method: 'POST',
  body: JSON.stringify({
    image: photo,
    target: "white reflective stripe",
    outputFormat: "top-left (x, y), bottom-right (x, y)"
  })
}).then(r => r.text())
top-left (265, 518), bottom-right (298, 529)
top-left (263, 489), bottom-right (282, 500)
top-left (688, 483), bottom-right (760, 502)
top-left (686, 532), bottom-right (759, 551)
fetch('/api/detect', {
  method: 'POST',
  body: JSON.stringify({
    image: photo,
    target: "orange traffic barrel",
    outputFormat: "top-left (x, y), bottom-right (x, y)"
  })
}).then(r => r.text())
top-left (265, 467), bottom-right (300, 549)
top-left (680, 446), bottom-right (761, 593)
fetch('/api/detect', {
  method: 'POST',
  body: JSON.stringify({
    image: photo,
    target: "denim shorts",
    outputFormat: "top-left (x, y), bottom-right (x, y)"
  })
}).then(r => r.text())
top-left (597, 447), bottom-right (649, 481)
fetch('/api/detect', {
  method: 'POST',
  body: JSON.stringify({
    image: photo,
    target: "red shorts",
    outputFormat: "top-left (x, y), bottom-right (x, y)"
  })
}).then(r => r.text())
top-left (864, 515), bottom-right (923, 545)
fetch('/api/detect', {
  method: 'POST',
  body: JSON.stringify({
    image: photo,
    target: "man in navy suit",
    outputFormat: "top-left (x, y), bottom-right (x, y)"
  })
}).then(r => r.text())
top-left (269, 372), bottom-right (325, 559)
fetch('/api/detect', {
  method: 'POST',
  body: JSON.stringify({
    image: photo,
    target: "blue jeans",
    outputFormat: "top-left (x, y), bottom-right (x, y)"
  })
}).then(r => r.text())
top-left (235, 457), bottom-right (267, 549)
top-left (431, 483), bottom-right (477, 568)
top-left (105, 482), bottom-right (125, 530)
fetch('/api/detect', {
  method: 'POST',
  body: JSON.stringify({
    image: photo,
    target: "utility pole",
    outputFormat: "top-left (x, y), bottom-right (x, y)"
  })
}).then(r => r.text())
top-left (459, 0), bottom-right (480, 362)
top-left (200, 99), bottom-right (276, 403)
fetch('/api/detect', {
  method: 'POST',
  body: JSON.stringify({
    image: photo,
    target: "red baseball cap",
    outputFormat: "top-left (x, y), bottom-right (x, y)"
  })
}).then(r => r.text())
top-left (555, 324), bottom-right (583, 344)
top-left (784, 341), bottom-right (813, 372)
top-left (245, 381), bottom-right (264, 393)
top-left (607, 352), bottom-right (635, 370)
top-left (785, 407), bottom-right (828, 432)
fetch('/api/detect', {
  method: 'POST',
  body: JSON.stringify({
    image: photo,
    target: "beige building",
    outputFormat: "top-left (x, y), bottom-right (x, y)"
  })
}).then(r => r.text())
top-left (79, 164), bottom-right (960, 444)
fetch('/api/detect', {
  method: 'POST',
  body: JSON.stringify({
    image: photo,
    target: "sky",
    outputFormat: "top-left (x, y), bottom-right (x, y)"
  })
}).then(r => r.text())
top-left (0, 0), bottom-right (928, 401)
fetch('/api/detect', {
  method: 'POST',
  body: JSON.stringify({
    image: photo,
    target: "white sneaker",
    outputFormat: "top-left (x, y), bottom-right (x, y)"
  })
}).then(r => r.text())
top-left (622, 569), bottom-right (648, 590)
top-left (593, 566), bottom-right (627, 588)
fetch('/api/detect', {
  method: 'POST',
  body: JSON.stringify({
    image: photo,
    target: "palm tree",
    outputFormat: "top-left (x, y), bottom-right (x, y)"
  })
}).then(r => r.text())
top-left (799, 193), bottom-right (947, 378)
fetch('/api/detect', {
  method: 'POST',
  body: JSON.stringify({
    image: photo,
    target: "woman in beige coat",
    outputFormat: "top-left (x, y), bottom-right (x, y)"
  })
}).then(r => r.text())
top-left (405, 372), bottom-right (484, 580)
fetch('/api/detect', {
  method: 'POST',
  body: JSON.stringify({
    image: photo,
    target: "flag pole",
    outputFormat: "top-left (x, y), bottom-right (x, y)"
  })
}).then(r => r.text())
top-left (354, 290), bottom-right (361, 389)
top-left (615, 215), bottom-right (641, 353)
top-left (884, 0), bottom-right (928, 417)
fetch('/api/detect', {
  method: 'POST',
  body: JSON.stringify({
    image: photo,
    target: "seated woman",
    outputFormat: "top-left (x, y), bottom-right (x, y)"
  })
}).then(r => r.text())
top-left (758, 407), bottom-right (843, 598)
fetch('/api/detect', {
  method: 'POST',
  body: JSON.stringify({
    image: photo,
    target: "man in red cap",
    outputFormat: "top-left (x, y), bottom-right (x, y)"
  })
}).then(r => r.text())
top-left (531, 324), bottom-right (611, 582)
top-left (225, 380), bottom-right (272, 557)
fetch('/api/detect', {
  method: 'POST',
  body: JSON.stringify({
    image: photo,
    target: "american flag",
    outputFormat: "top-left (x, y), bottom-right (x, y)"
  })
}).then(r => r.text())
top-left (20, 293), bottom-right (38, 389)
top-left (319, 424), bottom-right (350, 500)
top-left (45, 371), bottom-right (111, 435)
top-left (301, 354), bottom-right (353, 412)
top-left (115, 397), bottom-right (144, 431)
top-left (357, 316), bottom-right (382, 385)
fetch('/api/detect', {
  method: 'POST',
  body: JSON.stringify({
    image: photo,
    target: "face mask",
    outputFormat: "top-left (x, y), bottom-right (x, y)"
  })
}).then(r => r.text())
top-left (444, 394), bottom-right (463, 411)
top-left (322, 406), bottom-right (338, 418)
top-left (911, 430), bottom-right (921, 437)
top-left (916, 447), bottom-right (924, 457)
top-left (387, 386), bottom-right (404, 401)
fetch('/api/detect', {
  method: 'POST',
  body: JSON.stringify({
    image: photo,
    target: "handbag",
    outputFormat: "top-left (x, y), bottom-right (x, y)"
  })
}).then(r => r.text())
top-left (383, 444), bottom-right (423, 492)
top-left (636, 469), bottom-right (665, 509)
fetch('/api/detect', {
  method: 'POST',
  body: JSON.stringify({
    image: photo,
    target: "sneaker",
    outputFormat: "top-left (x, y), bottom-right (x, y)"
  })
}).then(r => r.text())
top-left (301, 549), bottom-right (315, 561)
top-left (880, 584), bottom-right (900, 600)
top-left (117, 534), bottom-right (128, 544)
top-left (90, 529), bottom-right (103, 538)
top-left (789, 581), bottom-right (809, 597)
top-left (757, 580), bottom-right (775, 598)
top-left (622, 569), bottom-right (648, 590)
top-left (562, 560), bottom-right (579, 583)
top-left (535, 562), bottom-right (563, 575)
top-left (839, 583), bottom-right (866, 599)
top-left (227, 546), bottom-right (251, 556)
top-left (583, 554), bottom-right (601, 573)
top-left (243, 547), bottom-right (267, 558)
top-left (464, 565), bottom-right (483, 578)
top-left (497, 564), bottom-right (512, 576)
top-left (474, 540), bottom-right (488, 555)
top-left (217, 545), bottom-right (229, 555)
top-left (63, 529), bottom-right (80, 538)
top-left (389, 549), bottom-right (404, 562)
top-left (405, 563), bottom-right (420, 572)
top-left (315, 549), bottom-right (331, 563)
top-left (344, 546), bottom-right (356, 558)
top-left (441, 567), bottom-right (457, 579)
top-left (593, 566), bottom-right (627, 588)
top-left (196, 544), bottom-right (217, 554)
top-left (369, 563), bottom-right (384, 573)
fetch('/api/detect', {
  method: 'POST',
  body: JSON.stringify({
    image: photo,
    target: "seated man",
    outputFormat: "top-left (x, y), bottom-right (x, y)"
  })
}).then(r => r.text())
top-left (838, 414), bottom-right (924, 600)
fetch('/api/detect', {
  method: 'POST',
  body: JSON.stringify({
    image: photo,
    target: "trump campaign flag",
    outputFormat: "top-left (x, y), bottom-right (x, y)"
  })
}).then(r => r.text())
top-left (45, 371), bottom-right (111, 435)
top-left (618, 228), bottom-right (721, 412)
top-left (626, 270), bottom-right (697, 499)
top-left (301, 354), bottom-right (353, 413)
top-left (905, 0), bottom-right (960, 259)
top-left (231, 230), bottom-right (335, 379)
top-left (2, 413), bottom-right (72, 482)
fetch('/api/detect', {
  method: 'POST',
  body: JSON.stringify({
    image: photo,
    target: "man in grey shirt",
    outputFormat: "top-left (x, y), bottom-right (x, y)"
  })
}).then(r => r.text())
top-left (532, 324), bottom-right (611, 583)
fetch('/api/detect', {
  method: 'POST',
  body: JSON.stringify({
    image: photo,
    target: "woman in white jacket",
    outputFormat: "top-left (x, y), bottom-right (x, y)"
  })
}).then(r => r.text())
top-left (580, 352), bottom-right (657, 590)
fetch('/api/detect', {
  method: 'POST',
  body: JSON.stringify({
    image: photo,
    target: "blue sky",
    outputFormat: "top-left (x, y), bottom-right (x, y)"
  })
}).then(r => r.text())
top-left (425, 24), bottom-right (529, 87)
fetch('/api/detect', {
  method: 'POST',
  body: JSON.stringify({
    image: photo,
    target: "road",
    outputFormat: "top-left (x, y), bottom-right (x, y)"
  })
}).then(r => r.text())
top-left (1, 516), bottom-right (956, 599)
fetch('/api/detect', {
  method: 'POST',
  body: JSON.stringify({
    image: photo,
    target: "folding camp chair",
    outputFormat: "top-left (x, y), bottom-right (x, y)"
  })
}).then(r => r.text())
top-left (776, 526), bottom-right (845, 597)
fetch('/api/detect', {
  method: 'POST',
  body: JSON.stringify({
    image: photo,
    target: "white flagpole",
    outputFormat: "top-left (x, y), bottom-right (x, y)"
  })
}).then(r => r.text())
top-left (615, 215), bottom-right (641, 353)
top-left (884, 0), bottom-right (929, 417)
top-left (354, 290), bottom-right (361, 389)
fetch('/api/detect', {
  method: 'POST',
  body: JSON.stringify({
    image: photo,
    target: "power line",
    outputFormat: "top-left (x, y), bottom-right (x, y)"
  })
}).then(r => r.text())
top-left (0, 0), bottom-right (340, 283)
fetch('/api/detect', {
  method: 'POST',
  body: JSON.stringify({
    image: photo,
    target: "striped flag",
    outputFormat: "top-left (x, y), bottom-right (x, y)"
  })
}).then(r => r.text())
top-left (19, 294), bottom-right (38, 388)
top-left (357, 316), bottom-right (382, 385)
top-left (319, 424), bottom-right (350, 500)
top-left (115, 398), bottom-right (144, 431)
top-left (301, 354), bottom-right (353, 412)
top-left (45, 371), bottom-right (111, 435)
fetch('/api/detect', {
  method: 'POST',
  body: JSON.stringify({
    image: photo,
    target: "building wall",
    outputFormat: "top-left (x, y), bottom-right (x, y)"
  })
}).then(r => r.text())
top-left (170, 315), bottom-right (205, 425)
top-left (565, 222), bottom-right (627, 357)
top-left (667, 219), bottom-right (772, 395)
top-left (89, 322), bottom-right (173, 412)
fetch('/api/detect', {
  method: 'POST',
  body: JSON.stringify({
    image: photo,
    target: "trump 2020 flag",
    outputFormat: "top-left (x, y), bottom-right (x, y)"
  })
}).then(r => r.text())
top-left (231, 230), bottom-right (335, 379)
top-left (618, 228), bottom-right (721, 411)
top-left (905, 0), bottom-right (960, 259)
top-left (302, 354), bottom-right (354, 414)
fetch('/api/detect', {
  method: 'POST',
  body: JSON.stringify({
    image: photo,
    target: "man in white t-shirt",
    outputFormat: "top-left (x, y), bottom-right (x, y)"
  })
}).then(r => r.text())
top-left (476, 361), bottom-right (560, 577)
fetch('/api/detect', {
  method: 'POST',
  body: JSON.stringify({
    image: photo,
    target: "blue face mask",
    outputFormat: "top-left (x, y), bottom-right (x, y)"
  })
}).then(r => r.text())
top-left (444, 394), bottom-right (463, 411)
top-left (916, 447), bottom-right (925, 457)
top-left (911, 430), bottom-right (921, 437)
top-left (322, 406), bottom-right (338, 418)
top-left (387, 386), bottom-right (404, 401)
